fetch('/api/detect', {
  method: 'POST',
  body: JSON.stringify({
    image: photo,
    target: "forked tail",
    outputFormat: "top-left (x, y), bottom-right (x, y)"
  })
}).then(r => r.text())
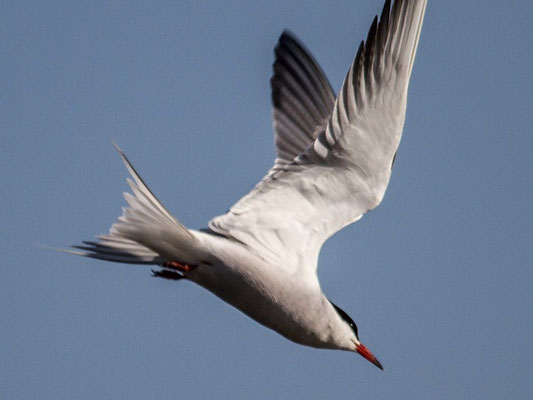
top-left (69, 143), bottom-right (203, 266)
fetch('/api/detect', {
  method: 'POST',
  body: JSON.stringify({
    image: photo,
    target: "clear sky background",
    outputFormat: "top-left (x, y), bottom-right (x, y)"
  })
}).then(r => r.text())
top-left (2, 1), bottom-right (532, 399)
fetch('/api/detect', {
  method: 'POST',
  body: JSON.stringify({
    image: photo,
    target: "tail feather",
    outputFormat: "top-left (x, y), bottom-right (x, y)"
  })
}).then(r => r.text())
top-left (71, 237), bottom-right (163, 264)
top-left (71, 143), bottom-right (203, 266)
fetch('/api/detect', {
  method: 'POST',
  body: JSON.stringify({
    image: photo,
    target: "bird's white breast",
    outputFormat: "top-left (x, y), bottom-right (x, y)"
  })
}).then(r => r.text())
top-left (187, 231), bottom-right (344, 349)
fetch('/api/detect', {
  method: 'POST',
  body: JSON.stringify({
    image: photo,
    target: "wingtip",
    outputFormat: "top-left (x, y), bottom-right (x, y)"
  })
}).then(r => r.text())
top-left (279, 29), bottom-right (295, 40)
top-left (111, 139), bottom-right (124, 156)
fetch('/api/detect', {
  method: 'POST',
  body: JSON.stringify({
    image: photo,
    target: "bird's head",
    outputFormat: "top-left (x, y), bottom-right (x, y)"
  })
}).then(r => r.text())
top-left (330, 301), bottom-right (383, 370)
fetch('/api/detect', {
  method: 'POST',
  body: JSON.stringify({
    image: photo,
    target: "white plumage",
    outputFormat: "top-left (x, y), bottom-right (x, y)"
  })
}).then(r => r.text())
top-left (67, 0), bottom-right (427, 370)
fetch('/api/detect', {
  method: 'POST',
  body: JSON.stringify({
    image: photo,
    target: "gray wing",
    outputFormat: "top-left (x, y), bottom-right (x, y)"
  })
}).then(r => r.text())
top-left (209, 0), bottom-right (427, 275)
top-left (271, 31), bottom-right (336, 164)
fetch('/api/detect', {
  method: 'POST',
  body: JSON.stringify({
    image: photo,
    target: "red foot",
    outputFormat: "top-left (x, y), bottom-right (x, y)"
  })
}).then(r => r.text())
top-left (162, 260), bottom-right (195, 273)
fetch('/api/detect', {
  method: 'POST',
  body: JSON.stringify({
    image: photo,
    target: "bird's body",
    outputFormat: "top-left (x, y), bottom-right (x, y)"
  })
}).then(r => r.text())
top-left (187, 231), bottom-right (351, 349)
top-left (66, 0), bottom-right (427, 370)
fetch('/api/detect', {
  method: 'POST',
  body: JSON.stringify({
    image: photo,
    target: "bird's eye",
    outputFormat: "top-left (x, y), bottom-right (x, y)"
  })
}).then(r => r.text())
top-left (329, 301), bottom-right (359, 338)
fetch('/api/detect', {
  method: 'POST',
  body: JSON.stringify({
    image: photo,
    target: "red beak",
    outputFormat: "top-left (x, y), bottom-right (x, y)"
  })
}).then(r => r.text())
top-left (356, 343), bottom-right (384, 370)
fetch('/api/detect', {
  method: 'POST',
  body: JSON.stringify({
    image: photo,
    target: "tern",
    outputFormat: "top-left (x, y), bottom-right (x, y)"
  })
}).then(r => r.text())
top-left (67, 0), bottom-right (426, 370)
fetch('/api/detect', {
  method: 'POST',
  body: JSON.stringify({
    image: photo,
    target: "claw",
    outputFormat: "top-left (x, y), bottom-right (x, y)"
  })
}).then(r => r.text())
top-left (151, 269), bottom-right (184, 281)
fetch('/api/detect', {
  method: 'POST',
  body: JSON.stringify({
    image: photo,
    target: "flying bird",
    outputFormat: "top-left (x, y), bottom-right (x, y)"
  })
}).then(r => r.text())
top-left (67, 0), bottom-right (427, 370)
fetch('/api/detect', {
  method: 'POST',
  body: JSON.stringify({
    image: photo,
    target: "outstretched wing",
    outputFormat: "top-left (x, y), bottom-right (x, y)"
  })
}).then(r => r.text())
top-left (209, 0), bottom-right (427, 274)
top-left (271, 31), bottom-right (336, 164)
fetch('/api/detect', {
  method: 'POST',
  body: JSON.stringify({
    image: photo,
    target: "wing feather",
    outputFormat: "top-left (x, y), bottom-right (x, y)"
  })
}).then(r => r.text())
top-left (271, 31), bottom-right (336, 164)
top-left (210, 0), bottom-right (427, 274)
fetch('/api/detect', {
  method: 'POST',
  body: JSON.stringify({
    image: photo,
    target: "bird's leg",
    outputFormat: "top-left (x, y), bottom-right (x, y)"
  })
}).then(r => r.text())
top-left (152, 259), bottom-right (202, 280)
top-left (151, 269), bottom-right (184, 281)
top-left (162, 260), bottom-right (197, 273)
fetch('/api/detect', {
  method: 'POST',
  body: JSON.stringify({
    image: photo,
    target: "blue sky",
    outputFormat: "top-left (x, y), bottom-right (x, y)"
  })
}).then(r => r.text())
top-left (2, 1), bottom-right (532, 399)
